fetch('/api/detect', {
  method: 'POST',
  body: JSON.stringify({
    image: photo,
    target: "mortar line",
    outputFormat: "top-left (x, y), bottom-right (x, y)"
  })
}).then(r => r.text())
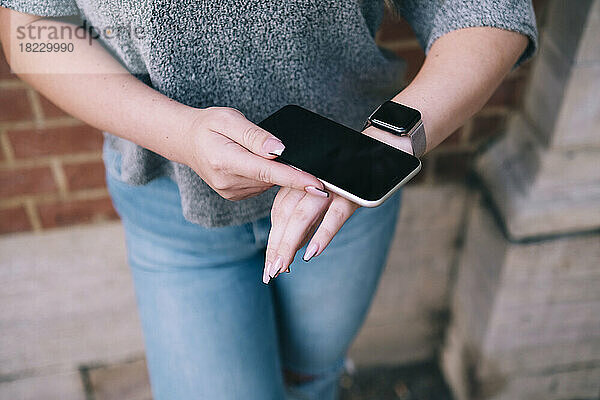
top-left (0, 128), bottom-right (15, 164)
top-left (23, 198), bottom-right (42, 232)
top-left (26, 88), bottom-right (45, 128)
top-left (0, 188), bottom-right (109, 209)
top-left (0, 151), bottom-right (103, 170)
top-left (0, 79), bottom-right (26, 89)
top-left (0, 116), bottom-right (83, 131)
top-left (50, 157), bottom-right (69, 197)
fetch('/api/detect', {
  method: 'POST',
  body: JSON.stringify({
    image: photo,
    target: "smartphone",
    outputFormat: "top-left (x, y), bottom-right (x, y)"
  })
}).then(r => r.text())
top-left (258, 105), bottom-right (421, 207)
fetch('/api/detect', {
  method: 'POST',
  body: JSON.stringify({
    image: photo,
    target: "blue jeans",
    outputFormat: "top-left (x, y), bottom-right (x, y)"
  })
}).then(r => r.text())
top-left (106, 173), bottom-right (401, 400)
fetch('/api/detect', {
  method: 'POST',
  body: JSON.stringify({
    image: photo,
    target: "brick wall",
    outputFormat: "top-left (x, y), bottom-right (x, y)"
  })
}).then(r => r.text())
top-left (0, 49), bottom-right (118, 235)
top-left (0, 1), bottom-right (547, 235)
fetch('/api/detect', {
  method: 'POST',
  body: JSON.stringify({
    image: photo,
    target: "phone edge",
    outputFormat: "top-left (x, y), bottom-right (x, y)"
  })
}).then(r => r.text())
top-left (319, 160), bottom-right (422, 208)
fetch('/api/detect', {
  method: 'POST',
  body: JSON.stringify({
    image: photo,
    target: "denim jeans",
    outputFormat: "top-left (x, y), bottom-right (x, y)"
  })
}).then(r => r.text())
top-left (106, 171), bottom-right (401, 400)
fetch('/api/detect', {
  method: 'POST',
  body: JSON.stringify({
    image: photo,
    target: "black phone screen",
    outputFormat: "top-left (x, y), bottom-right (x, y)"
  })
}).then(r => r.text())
top-left (258, 105), bottom-right (421, 202)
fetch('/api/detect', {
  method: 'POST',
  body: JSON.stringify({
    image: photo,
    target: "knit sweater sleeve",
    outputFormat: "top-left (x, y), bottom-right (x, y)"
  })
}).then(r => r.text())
top-left (397, 0), bottom-right (538, 66)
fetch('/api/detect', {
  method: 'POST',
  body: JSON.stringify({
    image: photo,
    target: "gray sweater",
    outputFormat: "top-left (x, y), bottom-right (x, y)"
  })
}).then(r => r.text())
top-left (3, 0), bottom-right (537, 227)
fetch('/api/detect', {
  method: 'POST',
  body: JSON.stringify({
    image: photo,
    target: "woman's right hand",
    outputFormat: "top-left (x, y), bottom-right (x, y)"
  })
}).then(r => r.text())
top-left (180, 107), bottom-right (326, 201)
top-left (0, 10), bottom-right (323, 202)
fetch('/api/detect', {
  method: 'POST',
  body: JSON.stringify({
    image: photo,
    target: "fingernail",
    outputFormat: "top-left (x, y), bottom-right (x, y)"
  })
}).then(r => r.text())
top-left (263, 262), bottom-right (271, 284)
top-left (303, 243), bottom-right (319, 262)
top-left (278, 259), bottom-right (288, 275)
top-left (285, 266), bottom-right (290, 273)
top-left (305, 186), bottom-right (329, 198)
top-left (263, 138), bottom-right (285, 156)
top-left (270, 257), bottom-right (282, 278)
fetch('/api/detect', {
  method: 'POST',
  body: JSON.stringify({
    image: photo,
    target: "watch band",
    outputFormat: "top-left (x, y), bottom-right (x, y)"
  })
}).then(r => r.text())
top-left (407, 120), bottom-right (426, 158)
top-left (363, 102), bottom-right (427, 158)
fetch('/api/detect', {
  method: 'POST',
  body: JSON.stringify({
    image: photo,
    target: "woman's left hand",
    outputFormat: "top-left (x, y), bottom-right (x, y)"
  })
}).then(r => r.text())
top-left (262, 126), bottom-right (413, 284)
top-left (262, 186), bottom-right (360, 283)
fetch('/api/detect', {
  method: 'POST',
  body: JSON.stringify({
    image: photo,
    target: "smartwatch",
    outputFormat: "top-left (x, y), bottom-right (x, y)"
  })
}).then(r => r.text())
top-left (363, 100), bottom-right (427, 158)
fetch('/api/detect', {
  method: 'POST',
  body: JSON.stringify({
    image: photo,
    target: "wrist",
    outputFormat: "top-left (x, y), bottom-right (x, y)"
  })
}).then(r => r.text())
top-left (361, 126), bottom-right (414, 155)
top-left (169, 105), bottom-right (206, 166)
top-left (391, 88), bottom-right (431, 155)
top-left (364, 98), bottom-right (426, 156)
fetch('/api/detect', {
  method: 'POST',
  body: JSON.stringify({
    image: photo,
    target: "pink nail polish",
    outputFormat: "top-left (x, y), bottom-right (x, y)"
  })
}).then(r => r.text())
top-left (303, 243), bottom-right (319, 262)
top-left (263, 138), bottom-right (285, 156)
top-left (270, 257), bottom-right (282, 278)
top-left (305, 186), bottom-right (329, 198)
top-left (263, 262), bottom-right (272, 284)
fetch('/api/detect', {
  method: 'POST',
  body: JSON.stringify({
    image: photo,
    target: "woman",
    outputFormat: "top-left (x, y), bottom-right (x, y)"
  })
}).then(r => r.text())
top-left (0, 1), bottom-right (537, 398)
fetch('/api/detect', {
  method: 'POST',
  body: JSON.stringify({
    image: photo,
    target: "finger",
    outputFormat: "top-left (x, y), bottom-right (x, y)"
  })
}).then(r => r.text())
top-left (264, 188), bottom-right (300, 283)
top-left (228, 147), bottom-right (327, 194)
top-left (219, 186), bottom-right (271, 201)
top-left (303, 197), bottom-right (359, 262)
top-left (230, 175), bottom-right (272, 191)
top-left (264, 189), bottom-right (304, 283)
top-left (272, 186), bottom-right (292, 211)
top-left (273, 194), bottom-right (330, 276)
top-left (212, 175), bottom-right (272, 200)
top-left (216, 110), bottom-right (286, 159)
top-left (280, 215), bottom-right (322, 275)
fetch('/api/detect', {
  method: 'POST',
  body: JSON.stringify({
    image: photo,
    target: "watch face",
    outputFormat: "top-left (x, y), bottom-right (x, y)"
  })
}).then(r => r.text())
top-left (370, 101), bottom-right (421, 134)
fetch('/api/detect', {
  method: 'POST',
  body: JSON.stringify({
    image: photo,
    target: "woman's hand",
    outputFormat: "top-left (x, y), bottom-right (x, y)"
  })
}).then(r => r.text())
top-left (262, 187), bottom-right (360, 283)
top-left (0, 9), bottom-right (324, 202)
top-left (262, 126), bottom-right (413, 283)
top-left (182, 107), bottom-right (326, 201)
top-left (1, 10), bottom-right (326, 202)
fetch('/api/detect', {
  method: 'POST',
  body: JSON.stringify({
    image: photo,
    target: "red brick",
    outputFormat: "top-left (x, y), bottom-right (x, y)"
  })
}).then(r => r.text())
top-left (0, 87), bottom-right (33, 122)
top-left (0, 166), bottom-right (56, 198)
top-left (7, 124), bottom-right (103, 158)
top-left (0, 206), bottom-right (32, 234)
top-left (38, 94), bottom-right (69, 118)
top-left (63, 160), bottom-right (107, 191)
top-left (394, 47), bottom-right (425, 82)
top-left (0, 46), bottom-right (16, 80)
top-left (377, 12), bottom-right (417, 43)
top-left (38, 197), bottom-right (119, 229)
top-left (470, 114), bottom-right (507, 144)
top-left (433, 151), bottom-right (473, 182)
top-left (486, 77), bottom-right (526, 108)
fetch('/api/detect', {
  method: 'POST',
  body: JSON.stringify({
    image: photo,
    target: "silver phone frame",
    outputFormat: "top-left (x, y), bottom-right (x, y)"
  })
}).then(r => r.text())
top-left (283, 123), bottom-right (423, 207)
top-left (318, 160), bottom-right (421, 207)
